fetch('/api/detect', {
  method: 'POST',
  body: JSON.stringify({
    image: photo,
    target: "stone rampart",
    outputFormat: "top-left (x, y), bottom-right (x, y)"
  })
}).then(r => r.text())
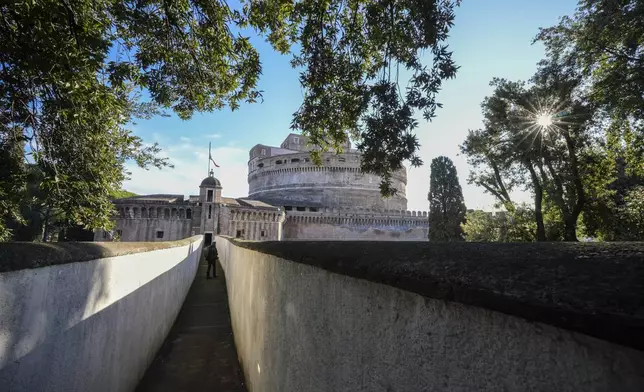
top-left (0, 236), bottom-right (203, 392)
top-left (216, 237), bottom-right (644, 391)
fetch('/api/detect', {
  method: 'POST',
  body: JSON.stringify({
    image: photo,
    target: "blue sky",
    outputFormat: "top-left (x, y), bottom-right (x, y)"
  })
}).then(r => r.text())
top-left (124, 0), bottom-right (579, 212)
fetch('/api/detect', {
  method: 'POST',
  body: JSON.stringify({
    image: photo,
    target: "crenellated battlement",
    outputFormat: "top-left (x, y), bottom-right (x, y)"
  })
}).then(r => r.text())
top-left (283, 206), bottom-right (428, 218)
top-left (284, 214), bottom-right (429, 227)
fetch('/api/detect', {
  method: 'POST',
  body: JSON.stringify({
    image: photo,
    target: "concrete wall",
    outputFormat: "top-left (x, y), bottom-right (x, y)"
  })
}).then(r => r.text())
top-left (216, 237), bottom-right (644, 392)
top-left (0, 236), bottom-right (203, 392)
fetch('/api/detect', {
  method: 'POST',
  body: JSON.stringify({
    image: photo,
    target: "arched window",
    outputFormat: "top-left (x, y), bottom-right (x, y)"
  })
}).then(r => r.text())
top-left (186, 208), bottom-right (192, 219)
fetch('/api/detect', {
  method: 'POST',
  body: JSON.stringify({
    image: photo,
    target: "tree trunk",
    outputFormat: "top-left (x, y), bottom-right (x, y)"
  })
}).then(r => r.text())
top-left (563, 217), bottom-right (578, 241)
top-left (563, 131), bottom-right (585, 242)
top-left (526, 160), bottom-right (546, 241)
top-left (41, 205), bottom-right (51, 242)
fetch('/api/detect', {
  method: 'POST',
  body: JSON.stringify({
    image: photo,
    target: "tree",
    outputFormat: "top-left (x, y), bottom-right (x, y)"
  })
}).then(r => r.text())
top-left (0, 0), bottom-right (462, 239)
top-left (463, 70), bottom-right (594, 241)
top-left (427, 156), bottom-right (466, 241)
top-left (461, 210), bottom-right (500, 242)
top-left (619, 186), bottom-right (644, 240)
top-left (536, 0), bottom-right (644, 119)
top-left (462, 206), bottom-right (558, 243)
top-left (111, 190), bottom-right (138, 200)
top-left (582, 117), bottom-right (644, 240)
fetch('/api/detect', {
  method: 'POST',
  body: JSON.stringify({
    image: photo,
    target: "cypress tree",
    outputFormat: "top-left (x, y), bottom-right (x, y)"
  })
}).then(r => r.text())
top-left (428, 156), bottom-right (467, 241)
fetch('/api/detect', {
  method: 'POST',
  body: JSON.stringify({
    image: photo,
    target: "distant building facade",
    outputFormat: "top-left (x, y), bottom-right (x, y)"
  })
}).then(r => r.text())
top-left (98, 133), bottom-right (428, 243)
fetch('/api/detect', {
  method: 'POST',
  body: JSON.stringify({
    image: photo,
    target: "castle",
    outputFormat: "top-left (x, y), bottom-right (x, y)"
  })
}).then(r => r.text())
top-left (96, 133), bottom-right (428, 245)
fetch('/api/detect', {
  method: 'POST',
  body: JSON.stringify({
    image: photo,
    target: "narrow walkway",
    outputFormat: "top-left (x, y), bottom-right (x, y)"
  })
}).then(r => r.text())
top-left (136, 259), bottom-right (247, 392)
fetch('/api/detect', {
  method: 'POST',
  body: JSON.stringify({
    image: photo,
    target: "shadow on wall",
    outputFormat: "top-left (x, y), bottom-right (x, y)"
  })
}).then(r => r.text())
top-left (0, 240), bottom-right (200, 392)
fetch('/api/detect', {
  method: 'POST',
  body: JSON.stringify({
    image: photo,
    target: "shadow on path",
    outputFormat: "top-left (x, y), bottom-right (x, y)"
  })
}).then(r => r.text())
top-left (136, 260), bottom-right (247, 392)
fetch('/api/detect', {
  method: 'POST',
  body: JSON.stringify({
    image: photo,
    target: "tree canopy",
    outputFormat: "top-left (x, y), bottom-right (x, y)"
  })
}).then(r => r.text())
top-left (0, 0), bottom-right (461, 239)
top-left (427, 156), bottom-right (466, 241)
top-left (460, 0), bottom-right (644, 242)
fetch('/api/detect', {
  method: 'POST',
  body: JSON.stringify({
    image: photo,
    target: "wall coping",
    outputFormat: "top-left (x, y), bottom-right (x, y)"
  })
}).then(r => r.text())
top-left (0, 235), bottom-right (203, 273)
top-left (221, 237), bottom-right (644, 351)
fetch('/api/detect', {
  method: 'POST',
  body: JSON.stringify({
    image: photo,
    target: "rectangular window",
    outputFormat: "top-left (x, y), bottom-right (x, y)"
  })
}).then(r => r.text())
top-left (261, 149), bottom-right (266, 155)
top-left (276, 160), bottom-right (282, 164)
top-left (186, 209), bottom-right (192, 219)
top-left (156, 231), bottom-right (164, 239)
top-left (338, 157), bottom-right (346, 162)
top-left (296, 207), bottom-right (306, 211)
top-left (309, 207), bottom-right (318, 212)
top-left (116, 229), bottom-right (122, 238)
top-left (102, 231), bottom-right (108, 239)
top-left (208, 204), bottom-right (212, 219)
top-left (294, 137), bottom-right (299, 144)
top-left (291, 158), bottom-right (300, 163)
top-left (236, 230), bottom-right (242, 238)
top-left (285, 206), bottom-right (293, 211)
top-left (207, 190), bottom-right (213, 202)
top-left (261, 230), bottom-right (266, 237)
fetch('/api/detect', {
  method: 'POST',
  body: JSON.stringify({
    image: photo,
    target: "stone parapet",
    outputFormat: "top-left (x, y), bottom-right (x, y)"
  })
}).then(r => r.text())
top-left (217, 237), bottom-right (644, 391)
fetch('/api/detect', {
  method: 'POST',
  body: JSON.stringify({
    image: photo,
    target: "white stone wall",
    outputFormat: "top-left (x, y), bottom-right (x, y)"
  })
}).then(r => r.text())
top-left (0, 236), bottom-right (203, 392)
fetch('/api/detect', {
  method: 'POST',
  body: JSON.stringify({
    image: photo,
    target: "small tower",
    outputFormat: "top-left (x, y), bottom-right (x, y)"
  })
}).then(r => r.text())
top-left (199, 170), bottom-right (222, 245)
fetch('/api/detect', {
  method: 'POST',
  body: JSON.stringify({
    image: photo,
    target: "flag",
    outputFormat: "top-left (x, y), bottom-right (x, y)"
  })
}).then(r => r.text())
top-left (208, 142), bottom-right (220, 167)
top-left (209, 152), bottom-right (220, 168)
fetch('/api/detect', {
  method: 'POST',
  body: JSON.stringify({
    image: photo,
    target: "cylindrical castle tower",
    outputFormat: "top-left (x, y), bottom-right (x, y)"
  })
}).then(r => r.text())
top-left (247, 134), bottom-right (408, 210)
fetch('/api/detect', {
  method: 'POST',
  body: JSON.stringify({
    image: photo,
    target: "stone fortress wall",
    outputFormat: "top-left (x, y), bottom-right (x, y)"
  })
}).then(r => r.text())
top-left (282, 206), bottom-right (428, 241)
top-left (217, 205), bottom-right (285, 241)
top-left (248, 150), bottom-right (408, 211)
top-left (97, 195), bottom-right (284, 242)
top-left (100, 197), bottom-right (194, 242)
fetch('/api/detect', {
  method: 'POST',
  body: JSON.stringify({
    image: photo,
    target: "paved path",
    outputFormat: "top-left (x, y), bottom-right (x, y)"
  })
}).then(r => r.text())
top-left (136, 259), bottom-right (247, 392)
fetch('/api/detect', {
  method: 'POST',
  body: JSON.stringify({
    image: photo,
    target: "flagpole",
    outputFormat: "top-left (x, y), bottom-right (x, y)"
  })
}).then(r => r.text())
top-left (208, 142), bottom-right (211, 177)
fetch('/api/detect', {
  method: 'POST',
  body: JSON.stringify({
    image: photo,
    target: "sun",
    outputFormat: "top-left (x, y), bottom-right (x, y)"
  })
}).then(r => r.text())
top-left (536, 113), bottom-right (553, 128)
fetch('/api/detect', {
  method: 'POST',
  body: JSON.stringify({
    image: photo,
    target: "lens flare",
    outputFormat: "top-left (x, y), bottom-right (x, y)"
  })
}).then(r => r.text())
top-left (536, 113), bottom-right (553, 128)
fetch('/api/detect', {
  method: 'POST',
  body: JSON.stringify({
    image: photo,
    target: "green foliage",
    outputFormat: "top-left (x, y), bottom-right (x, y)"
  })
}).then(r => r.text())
top-left (0, 135), bottom-right (27, 241)
top-left (461, 210), bottom-right (501, 242)
top-left (582, 117), bottom-right (644, 240)
top-left (427, 156), bottom-right (466, 241)
top-left (286, 0), bottom-right (461, 195)
top-left (463, 204), bottom-right (567, 243)
top-left (619, 186), bottom-right (644, 240)
top-left (536, 0), bottom-right (644, 119)
top-left (111, 189), bottom-right (138, 199)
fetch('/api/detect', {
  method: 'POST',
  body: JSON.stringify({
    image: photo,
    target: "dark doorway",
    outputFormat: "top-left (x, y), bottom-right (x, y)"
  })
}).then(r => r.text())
top-left (204, 233), bottom-right (213, 246)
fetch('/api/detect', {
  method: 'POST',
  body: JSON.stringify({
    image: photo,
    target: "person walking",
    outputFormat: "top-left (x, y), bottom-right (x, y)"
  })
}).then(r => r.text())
top-left (205, 244), bottom-right (218, 279)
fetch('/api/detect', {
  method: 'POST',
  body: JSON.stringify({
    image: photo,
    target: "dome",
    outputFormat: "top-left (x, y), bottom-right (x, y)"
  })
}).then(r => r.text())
top-left (200, 176), bottom-right (221, 188)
